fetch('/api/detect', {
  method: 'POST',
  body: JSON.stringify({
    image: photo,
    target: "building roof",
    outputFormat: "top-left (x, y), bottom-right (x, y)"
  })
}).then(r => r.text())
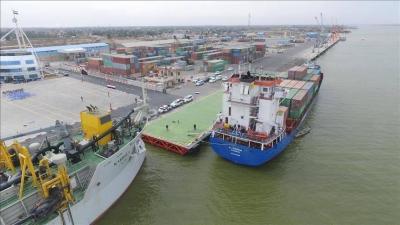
top-left (57, 48), bottom-right (86, 53)
top-left (121, 39), bottom-right (192, 48)
top-left (6, 43), bottom-right (109, 53)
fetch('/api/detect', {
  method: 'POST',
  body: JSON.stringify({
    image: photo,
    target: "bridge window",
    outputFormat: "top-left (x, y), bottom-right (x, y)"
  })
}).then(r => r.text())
top-left (0, 60), bottom-right (21, 66)
top-left (25, 60), bottom-right (34, 64)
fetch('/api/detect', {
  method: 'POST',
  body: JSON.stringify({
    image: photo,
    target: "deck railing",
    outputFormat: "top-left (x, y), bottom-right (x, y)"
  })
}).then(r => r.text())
top-left (211, 123), bottom-right (286, 151)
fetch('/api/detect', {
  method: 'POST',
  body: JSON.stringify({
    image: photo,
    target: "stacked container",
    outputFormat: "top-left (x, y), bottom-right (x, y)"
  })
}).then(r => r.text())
top-left (288, 66), bottom-right (307, 80)
top-left (87, 58), bottom-right (103, 70)
top-left (289, 89), bottom-right (308, 119)
top-left (301, 82), bottom-right (315, 103)
top-left (280, 88), bottom-right (299, 108)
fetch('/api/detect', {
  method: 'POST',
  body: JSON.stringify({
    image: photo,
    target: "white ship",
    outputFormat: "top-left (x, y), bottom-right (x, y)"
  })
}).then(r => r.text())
top-left (0, 107), bottom-right (146, 225)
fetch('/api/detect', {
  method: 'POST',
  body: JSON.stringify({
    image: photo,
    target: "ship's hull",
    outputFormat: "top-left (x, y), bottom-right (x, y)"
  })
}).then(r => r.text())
top-left (210, 131), bottom-right (295, 167)
top-left (48, 135), bottom-right (146, 225)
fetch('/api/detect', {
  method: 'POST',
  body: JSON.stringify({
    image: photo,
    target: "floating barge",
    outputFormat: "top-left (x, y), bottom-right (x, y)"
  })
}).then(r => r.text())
top-left (142, 91), bottom-right (223, 155)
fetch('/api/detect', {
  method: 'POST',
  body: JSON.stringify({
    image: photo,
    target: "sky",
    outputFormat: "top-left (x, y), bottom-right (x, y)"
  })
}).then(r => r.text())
top-left (1, 1), bottom-right (399, 27)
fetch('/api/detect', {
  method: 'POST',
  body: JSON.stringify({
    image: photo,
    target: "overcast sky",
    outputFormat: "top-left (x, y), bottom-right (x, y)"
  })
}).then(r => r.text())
top-left (1, 1), bottom-right (399, 27)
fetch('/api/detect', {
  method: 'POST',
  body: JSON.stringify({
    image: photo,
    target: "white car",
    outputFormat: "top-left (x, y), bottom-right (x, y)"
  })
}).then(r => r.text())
top-left (214, 71), bottom-right (222, 75)
top-left (222, 76), bottom-right (229, 81)
top-left (195, 80), bottom-right (204, 86)
top-left (183, 95), bottom-right (193, 103)
top-left (158, 105), bottom-right (170, 113)
top-left (227, 67), bottom-right (234, 71)
top-left (209, 77), bottom-right (216, 83)
top-left (215, 75), bottom-right (222, 80)
top-left (170, 98), bottom-right (184, 108)
top-left (192, 78), bottom-right (200, 83)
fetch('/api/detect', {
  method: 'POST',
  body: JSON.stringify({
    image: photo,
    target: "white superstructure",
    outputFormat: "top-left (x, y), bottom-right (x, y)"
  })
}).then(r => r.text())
top-left (221, 74), bottom-right (286, 136)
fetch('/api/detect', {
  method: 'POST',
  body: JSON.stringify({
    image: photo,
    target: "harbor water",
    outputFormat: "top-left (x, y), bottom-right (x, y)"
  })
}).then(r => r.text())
top-left (99, 25), bottom-right (399, 225)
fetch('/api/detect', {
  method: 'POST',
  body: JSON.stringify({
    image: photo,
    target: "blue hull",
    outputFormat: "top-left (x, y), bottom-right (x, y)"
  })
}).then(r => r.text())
top-left (210, 131), bottom-right (296, 167)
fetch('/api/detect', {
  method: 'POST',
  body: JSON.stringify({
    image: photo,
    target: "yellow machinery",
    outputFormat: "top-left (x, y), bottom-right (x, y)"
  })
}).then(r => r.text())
top-left (9, 141), bottom-right (40, 199)
top-left (39, 155), bottom-right (75, 210)
top-left (80, 108), bottom-right (112, 146)
top-left (0, 140), bottom-right (16, 172)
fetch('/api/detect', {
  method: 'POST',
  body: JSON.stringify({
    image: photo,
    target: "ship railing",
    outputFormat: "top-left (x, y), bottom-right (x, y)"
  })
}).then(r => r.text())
top-left (212, 128), bottom-right (286, 151)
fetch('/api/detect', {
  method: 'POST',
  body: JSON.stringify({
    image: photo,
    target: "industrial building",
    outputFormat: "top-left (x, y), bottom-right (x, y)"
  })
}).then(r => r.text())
top-left (29, 43), bottom-right (110, 62)
top-left (0, 50), bottom-right (40, 82)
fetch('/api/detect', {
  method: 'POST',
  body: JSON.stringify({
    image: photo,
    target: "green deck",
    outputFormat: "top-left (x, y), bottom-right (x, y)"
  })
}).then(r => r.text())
top-left (144, 91), bottom-right (223, 147)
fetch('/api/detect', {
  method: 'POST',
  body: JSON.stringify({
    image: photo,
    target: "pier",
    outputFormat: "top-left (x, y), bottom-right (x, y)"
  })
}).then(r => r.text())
top-left (142, 91), bottom-right (223, 155)
top-left (309, 37), bottom-right (340, 61)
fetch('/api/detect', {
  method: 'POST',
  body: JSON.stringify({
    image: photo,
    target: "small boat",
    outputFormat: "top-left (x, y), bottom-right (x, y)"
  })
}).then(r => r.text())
top-left (295, 127), bottom-right (311, 138)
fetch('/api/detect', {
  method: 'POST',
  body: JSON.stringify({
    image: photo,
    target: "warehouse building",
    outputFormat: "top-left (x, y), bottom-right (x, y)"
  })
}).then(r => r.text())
top-left (6, 43), bottom-right (110, 63)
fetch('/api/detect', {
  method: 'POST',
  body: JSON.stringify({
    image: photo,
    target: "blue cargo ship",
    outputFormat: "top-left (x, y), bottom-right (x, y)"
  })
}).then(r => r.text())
top-left (210, 63), bottom-right (323, 166)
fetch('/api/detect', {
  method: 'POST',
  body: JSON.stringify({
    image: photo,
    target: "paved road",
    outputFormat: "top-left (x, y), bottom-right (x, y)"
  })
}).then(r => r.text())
top-left (54, 69), bottom-right (179, 108)
top-left (255, 42), bottom-right (314, 72)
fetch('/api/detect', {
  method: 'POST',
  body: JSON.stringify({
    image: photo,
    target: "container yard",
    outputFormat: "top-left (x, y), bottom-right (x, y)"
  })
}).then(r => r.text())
top-left (142, 91), bottom-right (223, 155)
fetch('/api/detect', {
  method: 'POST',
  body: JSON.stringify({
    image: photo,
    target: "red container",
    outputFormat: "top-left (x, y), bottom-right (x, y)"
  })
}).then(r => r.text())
top-left (112, 57), bottom-right (130, 64)
top-left (295, 66), bottom-right (307, 78)
top-left (116, 48), bottom-right (126, 54)
top-left (112, 68), bottom-right (130, 76)
top-left (310, 75), bottom-right (321, 83)
top-left (87, 64), bottom-right (100, 70)
top-left (279, 79), bottom-right (291, 88)
top-left (293, 81), bottom-right (306, 89)
top-left (100, 66), bottom-right (113, 74)
top-left (286, 80), bottom-right (299, 88)
top-left (291, 89), bottom-right (308, 108)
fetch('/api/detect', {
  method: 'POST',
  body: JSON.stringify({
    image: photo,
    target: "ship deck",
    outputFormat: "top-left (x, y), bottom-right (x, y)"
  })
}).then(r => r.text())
top-left (0, 131), bottom-right (137, 225)
top-left (143, 91), bottom-right (223, 155)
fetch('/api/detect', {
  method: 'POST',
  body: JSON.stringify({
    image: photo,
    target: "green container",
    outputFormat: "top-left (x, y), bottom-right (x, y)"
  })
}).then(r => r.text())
top-left (289, 104), bottom-right (306, 119)
top-left (302, 73), bottom-right (313, 81)
top-left (280, 88), bottom-right (299, 107)
top-left (103, 59), bottom-right (113, 67)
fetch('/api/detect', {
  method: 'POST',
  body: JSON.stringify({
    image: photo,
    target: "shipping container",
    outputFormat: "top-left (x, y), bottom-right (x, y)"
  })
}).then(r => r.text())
top-left (301, 82), bottom-right (315, 103)
top-left (291, 89), bottom-right (308, 109)
top-left (113, 62), bottom-right (130, 70)
top-left (280, 88), bottom-right (299, 107)
top-left (289, 104), bottom-right (306, 119)
top-left (279, 79), bottom-right (291, 88)
top-left (286, 80), bottom-right (299, 88)
top-left (293, 81), bottom-right (306, 89)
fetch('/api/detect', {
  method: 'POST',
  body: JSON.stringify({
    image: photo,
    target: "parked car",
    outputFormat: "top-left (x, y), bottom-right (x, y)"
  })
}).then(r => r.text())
top-left (170, 98), bottom-right (184, 108)
top-left (192, 78), bottom-right (200, 83)
top-left (215, 75), bottom-right (222, 80)
top-left (61, 72), bottom-right (69, 76)
top-left (227, 67), bottom-right (234, 71)
top-left (158, 105), bottom-right (170, 113)
top-left (183, 95), bottom-right (193, 103)
top-left (222, 76), bottom-right (229, 81)
top-left (106, 84), bottom-right (116, 89)
top-left (202, 77), bottom-right (210, 82)
top-left (195, 80), bottom-right (204, 86)
top-left (214, 71), bottom-right (222, 75)
top-left (209, 77), bottom-right (216, 83)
